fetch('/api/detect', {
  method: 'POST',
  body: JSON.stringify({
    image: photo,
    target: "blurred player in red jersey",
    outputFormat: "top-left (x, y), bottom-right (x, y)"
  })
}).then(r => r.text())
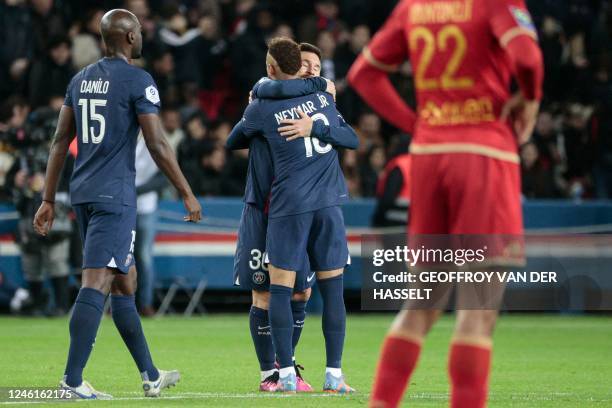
top-left (348, 0), bottom-right (543, 407)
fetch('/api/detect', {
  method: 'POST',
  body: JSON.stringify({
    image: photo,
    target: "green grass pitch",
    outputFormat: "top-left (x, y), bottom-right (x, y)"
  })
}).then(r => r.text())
top-left (0, 314), bottom-right (611, 407)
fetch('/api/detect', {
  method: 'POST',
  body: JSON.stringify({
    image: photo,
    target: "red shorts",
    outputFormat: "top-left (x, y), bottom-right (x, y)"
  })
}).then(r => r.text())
top-left (409, 152), bottom-right (522, 235)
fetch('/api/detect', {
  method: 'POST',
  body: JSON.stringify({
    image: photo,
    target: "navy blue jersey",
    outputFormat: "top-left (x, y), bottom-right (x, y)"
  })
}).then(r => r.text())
top-left (236, 92), bottom-right (349, 218)
top-left (243, 137), bottom-right (274, 211)
top-left (64, 57), bottom-right (160, 207)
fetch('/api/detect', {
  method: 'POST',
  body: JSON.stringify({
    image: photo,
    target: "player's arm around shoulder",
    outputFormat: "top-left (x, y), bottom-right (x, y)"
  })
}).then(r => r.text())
top-left (252, 76), bottom-right (330, 100)
top-left (227, 100), bottom-right (263, 150)
top-left (277, 106), bottom-right (358, 150)
top-left (133, 69), bottom-right (201, 222)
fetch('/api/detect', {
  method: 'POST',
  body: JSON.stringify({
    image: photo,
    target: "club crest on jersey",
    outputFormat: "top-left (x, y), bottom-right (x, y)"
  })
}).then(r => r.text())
top-left (145, 85), bottom-right (160, 104)
top-left (252, 271), bottom-right (266, 285)
top-left (510, 6), bottom-right (535, 32)
top-left (125, 253), bottom-right (133, 267)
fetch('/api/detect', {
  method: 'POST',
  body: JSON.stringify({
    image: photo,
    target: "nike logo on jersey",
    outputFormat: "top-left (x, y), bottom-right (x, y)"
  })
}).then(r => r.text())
top-left (258, 325), bottom-right (270, 330)
top-left (307, 273), bottom-right (316, 282)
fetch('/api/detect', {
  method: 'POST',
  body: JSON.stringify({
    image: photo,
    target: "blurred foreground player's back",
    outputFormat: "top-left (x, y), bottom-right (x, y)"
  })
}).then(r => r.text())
top-left (349, 0), bottom-right (544, 407)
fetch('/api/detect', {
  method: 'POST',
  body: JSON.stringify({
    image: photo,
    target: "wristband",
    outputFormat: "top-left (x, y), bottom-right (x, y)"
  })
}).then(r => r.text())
top-left (42, 199), bottom-right (55, 204)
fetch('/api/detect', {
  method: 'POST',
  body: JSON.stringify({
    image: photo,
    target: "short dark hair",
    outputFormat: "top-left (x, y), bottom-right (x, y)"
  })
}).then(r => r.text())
top-left (299, 42), bottom-right (322, 60)
top-left (267, 37), bottom-right (302, 75)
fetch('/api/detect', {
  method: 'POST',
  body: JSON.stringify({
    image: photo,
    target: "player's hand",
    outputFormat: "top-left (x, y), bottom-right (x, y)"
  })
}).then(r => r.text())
top-left (278, 109), bottom-right (313, 141)
top-left (183, 194), bottom-right (202, 223)
top-left (33, 201), bottom-right (55, 236)
top-left (501, 93), bottom-right (540, 145)
top-left (324, 78), bottom-right (336, 101)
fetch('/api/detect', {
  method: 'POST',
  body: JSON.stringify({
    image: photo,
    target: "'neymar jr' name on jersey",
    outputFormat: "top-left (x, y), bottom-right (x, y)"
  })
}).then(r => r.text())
top-left (273, 93), bottom-right (330, 125)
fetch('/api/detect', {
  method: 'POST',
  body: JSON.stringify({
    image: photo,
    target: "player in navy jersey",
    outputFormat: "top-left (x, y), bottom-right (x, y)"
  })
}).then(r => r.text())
top-left (230, 42), bottom-right (357, 393)
top-left (227, 38), bottom-right (355, 393)
top-left (33, 9), bottom-right (201, 399)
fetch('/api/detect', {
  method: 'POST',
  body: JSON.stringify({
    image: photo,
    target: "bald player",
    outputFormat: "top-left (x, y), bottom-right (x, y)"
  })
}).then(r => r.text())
top-left (33, 9), bottom-right (201, 399)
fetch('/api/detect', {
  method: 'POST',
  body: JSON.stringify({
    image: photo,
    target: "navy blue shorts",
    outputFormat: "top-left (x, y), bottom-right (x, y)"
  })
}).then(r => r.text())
top-left (73, 203), bottom-right (137, 274)
top-left (233, 204), bottom-right (314, 292)
top-left (266, 206), bottom-right (350, 273)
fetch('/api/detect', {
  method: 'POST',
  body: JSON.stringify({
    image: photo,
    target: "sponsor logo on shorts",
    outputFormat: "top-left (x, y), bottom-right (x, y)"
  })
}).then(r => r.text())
top-left (125, 253), bottom-right (133, 267)
top-left (307, 273), bottom-right (316, 282)
top-left (253, 271), bottom-right (267, 285)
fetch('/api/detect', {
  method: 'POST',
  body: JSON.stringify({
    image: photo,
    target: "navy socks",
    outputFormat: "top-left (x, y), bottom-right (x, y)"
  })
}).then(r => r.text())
top-left (318, 275), bottom-right (346, 368)
top-left (268, 285), bottom-right (293, 369)
top-left (290, 300), bottom-right (307, 356)
top-left (249, 306), bottom-right (275, 371)
top-left (111, 295), bottom-right (159, 381)
top-left (64, 288), bottom-right (106, 387)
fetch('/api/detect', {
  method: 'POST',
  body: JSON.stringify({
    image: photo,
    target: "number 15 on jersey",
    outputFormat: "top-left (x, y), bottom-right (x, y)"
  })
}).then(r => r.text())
top-left (78, 98), bottom-right (107, 144)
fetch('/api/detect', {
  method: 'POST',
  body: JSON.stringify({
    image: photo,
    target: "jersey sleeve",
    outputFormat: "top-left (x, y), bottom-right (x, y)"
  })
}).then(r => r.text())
top-left (254, 77), bottom-right (327, 99)
top-left (362, 1), bottom-right (409, 72)
top-left (227, 101), bottom-right (262, 149)
top-left (63, 75), bottom-right (76, 107)
top-left (490, 0), bottom-right (538, 48)
top-left (132, 71), bottom-right (161, 115)
top-left (241, 101), bottom-right (262, 137)
top-left (311, 110), bottom-right (359, 149)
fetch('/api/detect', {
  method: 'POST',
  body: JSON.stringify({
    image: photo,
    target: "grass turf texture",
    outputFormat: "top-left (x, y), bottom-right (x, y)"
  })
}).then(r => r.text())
top-left (0, 314), bottom-right (611, 407)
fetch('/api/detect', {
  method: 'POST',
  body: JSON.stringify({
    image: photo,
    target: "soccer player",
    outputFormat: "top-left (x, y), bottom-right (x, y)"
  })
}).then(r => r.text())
top-left (33, 9), bottom-right (201, 399)
top-left (232, 45), bottom-right (333, 392)
top-left (227, 37), bottom-right (356, 393)
top-left (348, 0), bottom-right (543, 407)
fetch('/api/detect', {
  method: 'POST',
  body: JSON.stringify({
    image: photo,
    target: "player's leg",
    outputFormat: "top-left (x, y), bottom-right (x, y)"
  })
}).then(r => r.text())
top-left (370, 309), bottom-right (443, 408)
top-left (233, 204), bottom-right (278, 390)
top-left (268, 265), bottom-right (297, 392)
top-left (308, 206), bottom-right (353, 393)
top-left (61, 267), bottom-right (114, 398)
top-left (111, 267), bottom-right (179, 397)
top-left (249, 289), bottom-right (278, 390)
top-left (370, 153), bottom-right (448, 408)
top-left (266, 212), bottom-right (312, 392)
top-left (290, 288), bottom-right (310, 358)
top-left (315, 268), bottom-right (354, 393)
top-left (291, 287), bottom-right (313, 392)
top-left (445, 154), bottom-right (522, 408)
top-left (60, 203), bottom-right (115, 398)
top-left (448, 310), bottom-right (497, 408)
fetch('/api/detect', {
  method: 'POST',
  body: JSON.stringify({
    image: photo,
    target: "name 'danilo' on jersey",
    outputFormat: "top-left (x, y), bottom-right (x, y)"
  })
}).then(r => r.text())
top-left (80, 78), bottom-right (110, 94)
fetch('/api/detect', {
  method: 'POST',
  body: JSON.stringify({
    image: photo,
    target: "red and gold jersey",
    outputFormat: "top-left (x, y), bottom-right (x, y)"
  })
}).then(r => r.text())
top-left (364, 0), bottom-right (539, 163)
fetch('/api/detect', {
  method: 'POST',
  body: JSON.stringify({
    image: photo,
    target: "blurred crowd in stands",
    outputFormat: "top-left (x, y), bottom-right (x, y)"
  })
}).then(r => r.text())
top-left (2, 0), bottom-right (612, 315)
top-left (2, 0), bottom-right (612, 201)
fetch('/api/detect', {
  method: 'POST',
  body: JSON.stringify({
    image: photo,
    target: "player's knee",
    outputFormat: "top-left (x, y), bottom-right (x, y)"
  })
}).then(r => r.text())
top-left (110, 267), bottom-right (138, 296)
top-left (82, 268), bottom-right (115, 294)
top-left (455, 310), bottom-right (498, 338)
top-left (269, 265), bottom-right (296, 287)
top-left (292, 288), bottom-right (311, 302)
top-left (316, 269), bottom-right (343, 281)
top-left (252, 290), bottom-right (270, 310)
top-left (391, 309), bottom-right (440, 339)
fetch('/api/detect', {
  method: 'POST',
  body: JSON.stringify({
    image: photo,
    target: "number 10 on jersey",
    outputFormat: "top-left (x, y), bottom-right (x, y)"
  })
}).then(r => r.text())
top-left (303, 112), bottom-right (332, 157)
top-left (78, 98), bottom-right (107, 144)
